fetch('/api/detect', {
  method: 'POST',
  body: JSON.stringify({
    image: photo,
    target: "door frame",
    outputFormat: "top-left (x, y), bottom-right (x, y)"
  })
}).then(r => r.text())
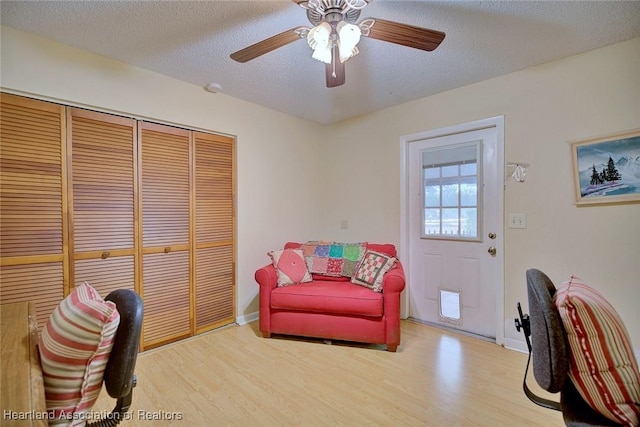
top-left (399, 116), bottom-right (505, 345)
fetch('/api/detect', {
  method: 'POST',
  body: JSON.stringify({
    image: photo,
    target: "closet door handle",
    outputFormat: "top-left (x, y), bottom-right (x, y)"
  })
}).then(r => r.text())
top-left (164, 247), bottom-right (171, 254)
top-left (101, 251), bottom-right (110, 259)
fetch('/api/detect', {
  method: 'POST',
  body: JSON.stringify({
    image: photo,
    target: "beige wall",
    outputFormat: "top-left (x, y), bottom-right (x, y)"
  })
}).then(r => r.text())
top-left (322, 37), bottom-right (640, 352)
top-left (0, 26), bottom-right (327, 322)
top-left (2, 25), bottom-right (638, 353)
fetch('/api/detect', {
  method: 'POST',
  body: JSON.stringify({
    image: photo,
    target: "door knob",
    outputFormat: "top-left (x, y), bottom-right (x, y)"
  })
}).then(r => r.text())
top-left (488, 246), bottom-right (497, 256)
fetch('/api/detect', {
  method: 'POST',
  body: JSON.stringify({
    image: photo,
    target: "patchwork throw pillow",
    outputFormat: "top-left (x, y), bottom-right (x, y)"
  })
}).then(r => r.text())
top-left (301, 241), bottom-right (367, 277)
top-left (351, 250), bottom-right (396, 292)
top-left (269, 248), bottom-right (312, 287)
top-left (554, 275), bottom-right (640, 426)
top-left (38, 282), bottom-right (120, 426)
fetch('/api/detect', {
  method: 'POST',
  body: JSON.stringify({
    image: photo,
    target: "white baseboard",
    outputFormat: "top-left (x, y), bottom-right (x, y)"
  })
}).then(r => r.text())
top-left (236, 311), bottom-right (258, 325)
top-left (504, 337), bottom-right (528, 354)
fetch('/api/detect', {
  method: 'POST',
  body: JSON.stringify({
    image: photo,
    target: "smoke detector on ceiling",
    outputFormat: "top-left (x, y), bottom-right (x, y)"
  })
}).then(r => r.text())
top-left (205, 83), bottom-right (222, 93)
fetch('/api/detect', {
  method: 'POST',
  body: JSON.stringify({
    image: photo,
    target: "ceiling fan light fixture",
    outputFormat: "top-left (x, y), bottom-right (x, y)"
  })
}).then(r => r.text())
top-left (230, 0), bottom-right (445, 88)
top-left (312, 43), bottom-right (332, 63)
top-left (307, 22), bottom-right (332, 64)
top-left (337, 21), bottom-right (361, 62)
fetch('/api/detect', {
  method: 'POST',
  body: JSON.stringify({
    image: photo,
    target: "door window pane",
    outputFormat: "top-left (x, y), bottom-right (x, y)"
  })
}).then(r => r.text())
top-left (424, 168), bottom-right (439, 179)
top-left (441, 165), bottom-right (458, 178)
top-left (425, 185), bottom-right (440, 207)
top-left (441, 182), bottom-right (459, 206)
top-left (442, 208), bottom-right (459, 235)
top-left (421, 141), bottom-right (481, 240)
top-left (424, 208), bottom-right (440, 235)
top-left (460, 177), bottom-right (477, 206)
top-left (460, 163), bottom-right (477, 176)
top-left (461, 208), bottom-right (477, 238)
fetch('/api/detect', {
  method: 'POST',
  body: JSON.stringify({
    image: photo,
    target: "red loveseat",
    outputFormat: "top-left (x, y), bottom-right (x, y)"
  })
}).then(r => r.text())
top-left (254, 242), bottom-right (406, 351)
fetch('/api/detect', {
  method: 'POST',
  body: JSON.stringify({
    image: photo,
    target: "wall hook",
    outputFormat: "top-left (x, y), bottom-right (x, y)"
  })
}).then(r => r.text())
top-left (506, 163), bottom-right (529, 183)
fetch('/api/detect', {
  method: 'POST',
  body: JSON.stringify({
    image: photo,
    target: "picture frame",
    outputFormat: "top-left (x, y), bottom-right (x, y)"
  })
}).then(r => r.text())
top-left (570, 128), bottom-right (640, 206)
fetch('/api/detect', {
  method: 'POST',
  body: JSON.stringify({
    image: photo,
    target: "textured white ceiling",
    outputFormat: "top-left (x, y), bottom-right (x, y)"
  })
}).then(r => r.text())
top-left (2, 1), bottom-right (639, 124)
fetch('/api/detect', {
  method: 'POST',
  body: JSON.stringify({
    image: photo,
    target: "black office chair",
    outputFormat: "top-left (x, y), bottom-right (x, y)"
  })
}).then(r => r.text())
top-left (514, 268), bottom-right (620, 426)
top-left (88, 289), bottom-right (144, 427)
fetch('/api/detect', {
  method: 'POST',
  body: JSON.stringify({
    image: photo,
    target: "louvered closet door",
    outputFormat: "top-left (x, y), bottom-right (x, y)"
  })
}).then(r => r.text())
top-left (68, 109), bottom-right (137, 299)
top-left (0, 93), bottom-right (67, 328)
top-left (194, 132), bottom-right (235, 332)
top-left (139, 122), bottom-right (191, 349)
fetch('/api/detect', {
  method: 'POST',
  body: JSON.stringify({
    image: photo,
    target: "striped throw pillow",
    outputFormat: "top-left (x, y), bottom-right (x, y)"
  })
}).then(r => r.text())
top-left (39, 282), bottom-right (120, 426)
top-left (554, 276), bottom-right (640, 426)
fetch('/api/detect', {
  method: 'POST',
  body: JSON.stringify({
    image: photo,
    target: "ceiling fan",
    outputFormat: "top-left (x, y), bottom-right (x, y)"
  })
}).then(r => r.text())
top-left (230, 0), bottom-right (445, 88)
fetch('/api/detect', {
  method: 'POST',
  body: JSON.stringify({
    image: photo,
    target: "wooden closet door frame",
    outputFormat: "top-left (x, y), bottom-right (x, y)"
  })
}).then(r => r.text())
top-left (66, 108), bottom-right (139, 297)
top-left (189, 130), bottom-right (197, 334)
top-left (193, 131), bottom-right (236, 333)
top-left (138, 121), bottom-right (193, 349)
top-left (0, 93), bottom-right (69, 269)
top-left (0, 93), bottom-right (69, 326)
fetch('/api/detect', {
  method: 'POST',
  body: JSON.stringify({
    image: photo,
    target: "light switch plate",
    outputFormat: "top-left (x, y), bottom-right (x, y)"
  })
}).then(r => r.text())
top-left (508, 213), bottom-right (526, 229)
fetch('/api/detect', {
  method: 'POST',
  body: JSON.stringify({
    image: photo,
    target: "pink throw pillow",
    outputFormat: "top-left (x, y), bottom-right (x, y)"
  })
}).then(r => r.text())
top-left (268, 248), bottom-right (312, 287)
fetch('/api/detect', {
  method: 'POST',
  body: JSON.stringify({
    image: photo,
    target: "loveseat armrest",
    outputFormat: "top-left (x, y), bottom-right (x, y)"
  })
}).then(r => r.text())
top-left (255, 264), bottom-right (278, 291)
top-left (254, 264), bottom-right (277, 337)
top-left (382, 262), bottom-right (406, 294)
top-left (382, 261), bottom-right (405, 351)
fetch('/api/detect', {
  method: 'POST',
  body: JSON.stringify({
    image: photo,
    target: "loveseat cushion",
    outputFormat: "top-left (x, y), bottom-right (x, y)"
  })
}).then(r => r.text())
top-left (270, 280), bottom-right (383, 317)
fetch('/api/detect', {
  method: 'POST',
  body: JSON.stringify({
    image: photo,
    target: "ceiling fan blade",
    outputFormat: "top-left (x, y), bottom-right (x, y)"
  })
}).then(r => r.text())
top-left (230, 27), bottom-right (305, 63)
top-left (361, 18), bottom-right (445, 51)
top-left (326, 46), bottom-right (345, 88)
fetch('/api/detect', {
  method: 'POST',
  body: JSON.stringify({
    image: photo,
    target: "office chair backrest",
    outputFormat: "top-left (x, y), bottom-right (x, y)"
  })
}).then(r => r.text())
top-left (87, 289), bottom-right (143, 427)
top-left (103, 289), bottom-right (143, 398)
top-left (518, 270), bottom-right (626, 426)
top-left (525, 268), bottom-right (569, 393)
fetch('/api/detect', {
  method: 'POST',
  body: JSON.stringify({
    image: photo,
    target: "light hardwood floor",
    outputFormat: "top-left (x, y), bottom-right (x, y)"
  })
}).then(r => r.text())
top-left (94, 320), bottom-right (564, 426)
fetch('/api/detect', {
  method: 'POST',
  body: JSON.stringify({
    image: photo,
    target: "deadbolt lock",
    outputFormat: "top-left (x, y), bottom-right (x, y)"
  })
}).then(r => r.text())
top-left (488, 232), bottom-right (496, 239)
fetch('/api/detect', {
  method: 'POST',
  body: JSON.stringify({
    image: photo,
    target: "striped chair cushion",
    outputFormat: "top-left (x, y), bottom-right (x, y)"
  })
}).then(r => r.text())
top-left (39, 282), bottom-right (120, 426)
top-left (554, 276), bottom-right (640, 426)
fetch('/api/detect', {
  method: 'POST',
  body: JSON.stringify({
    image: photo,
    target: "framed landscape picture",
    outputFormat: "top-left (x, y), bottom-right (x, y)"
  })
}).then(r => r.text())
top-left (570, 128), bottom-right (640, 206)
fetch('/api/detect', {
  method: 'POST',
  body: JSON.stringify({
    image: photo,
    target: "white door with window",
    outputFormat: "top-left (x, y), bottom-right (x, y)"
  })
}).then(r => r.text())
top-left (405, 119), bottom-right (504, 339)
